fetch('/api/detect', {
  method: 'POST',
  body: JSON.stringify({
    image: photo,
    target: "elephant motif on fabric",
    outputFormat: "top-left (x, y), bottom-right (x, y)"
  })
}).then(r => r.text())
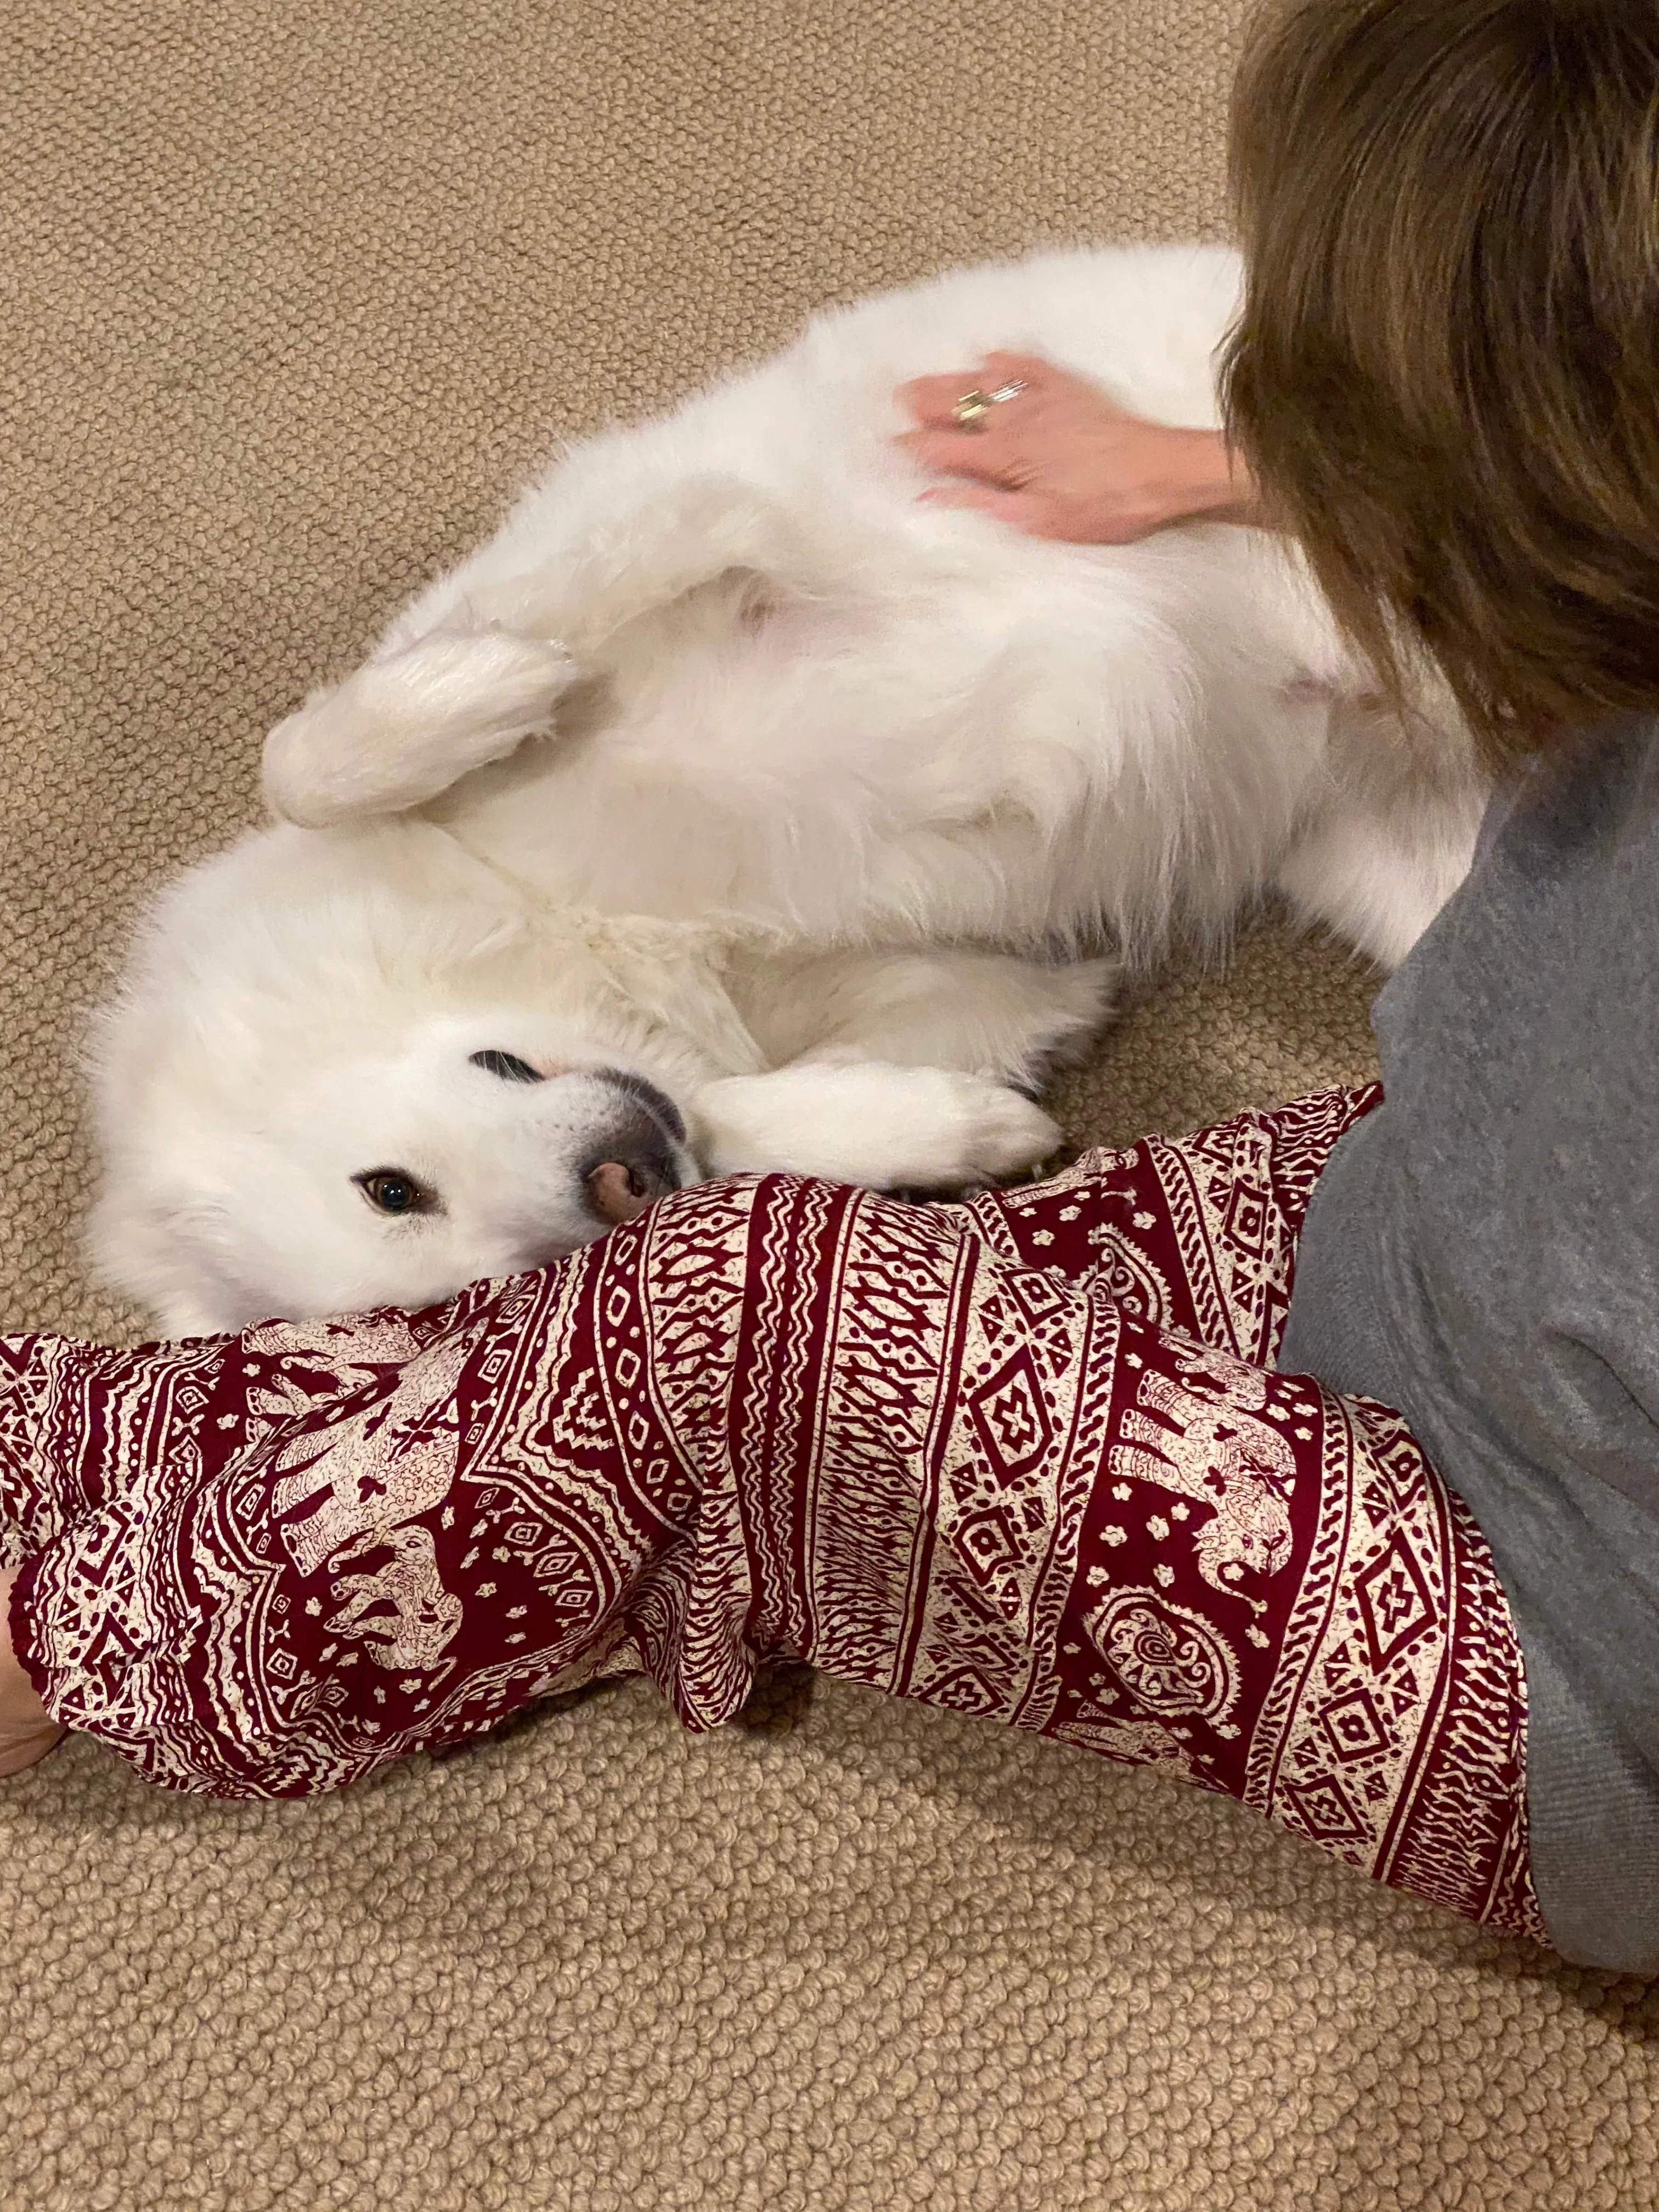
top-left (1108, 1344), bottom-right (1297, 1595)
top-left (264, 1336), bottom-right (471, 1667)
top-left (324, 1522), bottom-right (464, 1671)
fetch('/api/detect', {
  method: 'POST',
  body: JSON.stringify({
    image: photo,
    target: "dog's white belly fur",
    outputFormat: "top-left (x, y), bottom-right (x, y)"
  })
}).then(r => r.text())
top-left (91, 244), bottom-right (1488, 1335)
top-left (437, 528), bottom-right (1325, 951)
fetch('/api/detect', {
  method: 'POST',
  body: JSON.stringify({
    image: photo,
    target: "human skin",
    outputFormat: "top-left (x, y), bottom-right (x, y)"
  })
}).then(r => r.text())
top-left (895, 348), bottom-right (1261, 543)
top-left (0, 1571), bottom-right (61, 1776)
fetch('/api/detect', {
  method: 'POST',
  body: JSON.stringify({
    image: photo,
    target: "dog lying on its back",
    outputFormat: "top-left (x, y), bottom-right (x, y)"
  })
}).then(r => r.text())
top-left (89, 244), bottom-right (1487, 1337)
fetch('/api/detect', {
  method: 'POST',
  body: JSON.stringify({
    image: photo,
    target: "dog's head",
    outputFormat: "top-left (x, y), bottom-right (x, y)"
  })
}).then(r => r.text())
top-left (89, 826), bottom-right (707, 1337)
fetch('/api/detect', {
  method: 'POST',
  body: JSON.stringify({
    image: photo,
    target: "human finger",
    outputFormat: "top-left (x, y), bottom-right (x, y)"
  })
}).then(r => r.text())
top-left (975, 350), bottom-right (1054, 394)
top-left (893, 425), bottom-right (1025, 486)
top-left (894, 354), bottom-right (1048, 430)
top-left (894, 370), bottom-right (986, 430)
top-left (915, 482), bottom-right (1049, 533)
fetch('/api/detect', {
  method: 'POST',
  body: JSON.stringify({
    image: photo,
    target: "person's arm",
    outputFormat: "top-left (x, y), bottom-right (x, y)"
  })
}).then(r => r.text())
top-left (895, 349), bottom-right (1262, 544)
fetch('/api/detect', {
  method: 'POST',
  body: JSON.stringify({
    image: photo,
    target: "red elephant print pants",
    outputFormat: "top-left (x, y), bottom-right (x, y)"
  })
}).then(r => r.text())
top-left (2, 1086), bottom-right (1544, 1943)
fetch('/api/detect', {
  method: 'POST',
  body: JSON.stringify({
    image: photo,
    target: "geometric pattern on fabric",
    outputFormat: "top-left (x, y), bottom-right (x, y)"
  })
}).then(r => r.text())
top-left (4, 1085), bottom-right (1545, 1943)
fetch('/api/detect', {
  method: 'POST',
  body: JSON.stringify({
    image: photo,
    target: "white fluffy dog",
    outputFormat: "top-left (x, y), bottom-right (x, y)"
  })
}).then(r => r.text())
top-left (89, 244), bottom-right (1486, 1336)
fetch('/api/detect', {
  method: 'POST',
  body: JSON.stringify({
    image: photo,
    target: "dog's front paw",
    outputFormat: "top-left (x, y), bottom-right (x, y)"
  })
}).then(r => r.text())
top-left (943, 1076), bottom-right (1063, 1182)
top-left (263, 631), bottom-right (576, 827)
top-left (693, 1064), bottom-right (1060, 1189)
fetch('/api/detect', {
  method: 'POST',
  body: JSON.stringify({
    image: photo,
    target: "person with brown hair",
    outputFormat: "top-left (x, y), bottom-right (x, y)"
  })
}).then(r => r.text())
top-left (5, 0), bottom-right (1657, 1970)
top-left (899, 0), bottom-right (1659, 1969)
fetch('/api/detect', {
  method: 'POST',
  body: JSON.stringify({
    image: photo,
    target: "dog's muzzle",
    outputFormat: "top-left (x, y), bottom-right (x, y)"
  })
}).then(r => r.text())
top-left (580, 1070), bottom-right (687, 1227)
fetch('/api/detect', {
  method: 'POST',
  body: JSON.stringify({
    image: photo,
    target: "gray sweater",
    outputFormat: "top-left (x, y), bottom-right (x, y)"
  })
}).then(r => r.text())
top-left (1280, 716), bottom-right (1659, 1971)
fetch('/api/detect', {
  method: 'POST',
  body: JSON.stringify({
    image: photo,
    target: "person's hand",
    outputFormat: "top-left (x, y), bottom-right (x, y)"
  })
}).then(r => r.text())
top-left (0, 1569), bottom-right (65, 1778)
top-left (895, 350), bottom-right (1258, 544)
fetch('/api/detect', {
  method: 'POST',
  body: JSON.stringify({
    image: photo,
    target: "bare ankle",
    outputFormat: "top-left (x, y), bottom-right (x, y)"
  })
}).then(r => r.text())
top-left (0, 1568), bottom-right (67, 1777)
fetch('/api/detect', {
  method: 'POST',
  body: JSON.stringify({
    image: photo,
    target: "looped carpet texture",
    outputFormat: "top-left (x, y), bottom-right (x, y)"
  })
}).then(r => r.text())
top-left (3, 2), bottom-right (1656, 2206)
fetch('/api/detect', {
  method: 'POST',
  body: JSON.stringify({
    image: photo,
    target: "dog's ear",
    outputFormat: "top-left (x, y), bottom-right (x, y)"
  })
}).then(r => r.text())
top-left (86, 1182), bottom-right (256, 1341)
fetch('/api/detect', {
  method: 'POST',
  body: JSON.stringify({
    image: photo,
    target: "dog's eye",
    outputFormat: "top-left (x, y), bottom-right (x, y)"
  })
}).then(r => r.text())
top-left (470, 1048), bottom-right (544, 1084)
top-left (354, 1169), bottom-right (437, 1217)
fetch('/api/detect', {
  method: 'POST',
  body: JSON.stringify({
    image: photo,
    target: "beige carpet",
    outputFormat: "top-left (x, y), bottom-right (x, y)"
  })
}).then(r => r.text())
top-left (3, 2), bottom-right (1655, 2205)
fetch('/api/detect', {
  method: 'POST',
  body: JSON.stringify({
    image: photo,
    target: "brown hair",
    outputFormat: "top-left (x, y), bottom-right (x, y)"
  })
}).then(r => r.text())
top-left (1221, 0), bottom-right (1659, 766)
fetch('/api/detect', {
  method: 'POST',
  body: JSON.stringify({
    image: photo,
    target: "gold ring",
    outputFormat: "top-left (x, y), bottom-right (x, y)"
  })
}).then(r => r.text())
top-left (950, 377), bottom-right (1027, 430)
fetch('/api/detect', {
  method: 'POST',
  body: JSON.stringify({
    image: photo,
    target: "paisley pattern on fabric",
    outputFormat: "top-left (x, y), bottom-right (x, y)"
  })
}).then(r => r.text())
top-left (1086, 1592), bottom-right (1240, 1722)
top-left (3, 1085), bottom-right (1544, 1942)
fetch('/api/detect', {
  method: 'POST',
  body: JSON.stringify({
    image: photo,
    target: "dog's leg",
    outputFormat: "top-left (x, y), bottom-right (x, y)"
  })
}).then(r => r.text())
top-left (736, 946), bottom-right (1118, 1087)
top-left (689, 1063), bottom-right (1062, 1188)
top-left (441, 474), bottom-right (825, 663)
top-left (262, 631), bottom-right (581, 828)
top-left (1274, 795), bottom-right (1482, 970)
top-left (264, 472), bottom-right (816, 828)
top-left (684, 948), bottom-right (1114, 1189)
top-left (1273, 697), bottom-right (1487, 969)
